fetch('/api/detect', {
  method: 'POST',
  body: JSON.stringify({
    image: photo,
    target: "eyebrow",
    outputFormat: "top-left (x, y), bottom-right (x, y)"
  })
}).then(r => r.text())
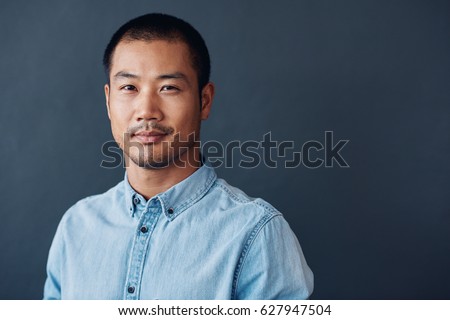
top-left (156, 72), bottom-right (187, 81)
top-left (113, 71), bottom-right (188, 82)
top-left (113, 71), bottom-right (140, 80)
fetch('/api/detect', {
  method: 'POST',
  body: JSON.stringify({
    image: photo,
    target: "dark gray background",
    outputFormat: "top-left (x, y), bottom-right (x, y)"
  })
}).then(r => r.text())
top-left (1, 0), bottom-right (449, 299)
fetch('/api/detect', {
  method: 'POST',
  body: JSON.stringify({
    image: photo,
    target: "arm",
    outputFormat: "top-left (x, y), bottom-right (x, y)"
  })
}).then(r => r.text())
top-left (43, 219), bottom-right (65, 300)
top-left (233, 214), bottom-right (313, 299)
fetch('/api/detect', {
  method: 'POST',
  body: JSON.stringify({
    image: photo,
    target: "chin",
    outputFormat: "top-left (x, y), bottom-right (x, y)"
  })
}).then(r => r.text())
top-left (129, 154), bottom-right (172, 169)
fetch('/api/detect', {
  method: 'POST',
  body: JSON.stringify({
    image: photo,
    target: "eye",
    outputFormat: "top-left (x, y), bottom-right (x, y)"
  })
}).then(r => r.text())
top-left (120, 85), bottom-right (137, 92)
top-left (161, 85), bottom-right (179, 92)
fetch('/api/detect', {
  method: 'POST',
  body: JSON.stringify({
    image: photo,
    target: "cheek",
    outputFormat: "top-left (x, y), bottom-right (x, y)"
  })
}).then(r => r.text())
top-left (172, 111), bottom-right (199, 130)
top-left (109, 106), bottom-right (133, 144)
top-left (109, 119), bottom-right (123, 146)
top-left (110, 102), bottom-right (133, 126)
top-left (175, 118), bottom-right (202, 142)
top-left (174, 97), bottom-right (202, 129)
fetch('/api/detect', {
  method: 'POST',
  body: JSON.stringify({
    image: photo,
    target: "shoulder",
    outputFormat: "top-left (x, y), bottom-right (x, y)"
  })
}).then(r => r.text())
top-left (210, 178), bottom-right (298, 242)
top-left (59, 180), bottom-right (125, 228)
top-left (206, 177), bottom-right (283, 224)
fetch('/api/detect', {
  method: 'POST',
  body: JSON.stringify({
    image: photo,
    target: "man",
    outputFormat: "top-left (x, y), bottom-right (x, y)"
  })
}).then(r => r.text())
top-left (44, 13), bottom-right (313, 300)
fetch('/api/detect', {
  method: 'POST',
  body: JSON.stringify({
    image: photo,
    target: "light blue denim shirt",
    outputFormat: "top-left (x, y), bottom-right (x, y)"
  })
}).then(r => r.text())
top-left (44, 165), bottom-right (313, 299)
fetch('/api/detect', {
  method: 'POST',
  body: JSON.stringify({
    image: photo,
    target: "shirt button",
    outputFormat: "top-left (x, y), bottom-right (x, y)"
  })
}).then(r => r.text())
top-left (167, 207), bottom-right (174, 214)
top-left (140, 226), bottom-right (148, 233)
top-left (133, 197), bottom-right (140, 205)
top-left (127, 286), bottom-right (135, 294)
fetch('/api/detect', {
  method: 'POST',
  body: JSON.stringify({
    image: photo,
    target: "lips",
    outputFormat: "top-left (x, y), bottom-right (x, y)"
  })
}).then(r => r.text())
top-left (133, 130), bottom-right (167, 144)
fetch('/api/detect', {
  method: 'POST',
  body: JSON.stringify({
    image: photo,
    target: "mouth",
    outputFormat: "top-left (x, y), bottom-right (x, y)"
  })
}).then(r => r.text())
top-left (132, 130), bottom-right (168, 144)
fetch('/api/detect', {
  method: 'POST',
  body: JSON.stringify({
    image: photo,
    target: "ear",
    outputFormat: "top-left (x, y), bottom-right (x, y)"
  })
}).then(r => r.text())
top-left (104, 84), bottom-right (111, 120)
top-left (200, 82), bottom-right (215, 120)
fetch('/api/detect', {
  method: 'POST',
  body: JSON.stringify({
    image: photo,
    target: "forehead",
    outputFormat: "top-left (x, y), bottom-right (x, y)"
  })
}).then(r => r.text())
top-left (110, 39), bottom-right (196, 79)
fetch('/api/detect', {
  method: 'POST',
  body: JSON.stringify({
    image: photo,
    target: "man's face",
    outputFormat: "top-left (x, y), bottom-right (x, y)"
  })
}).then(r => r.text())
top-left (104, 40), bottom-right (213, 169)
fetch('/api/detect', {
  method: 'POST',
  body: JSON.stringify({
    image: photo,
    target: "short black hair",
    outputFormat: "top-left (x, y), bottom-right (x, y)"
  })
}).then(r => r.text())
top-left (103, 13), bottom-right (211, 91)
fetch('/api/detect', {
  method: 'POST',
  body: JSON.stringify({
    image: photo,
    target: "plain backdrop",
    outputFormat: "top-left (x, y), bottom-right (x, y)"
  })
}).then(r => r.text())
top-left (0, 0), bottom-right (449, 299)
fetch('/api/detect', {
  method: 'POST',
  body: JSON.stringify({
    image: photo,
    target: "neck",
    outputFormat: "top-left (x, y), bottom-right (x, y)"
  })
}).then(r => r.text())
top-left (125, 152), bottom-right (201, 200)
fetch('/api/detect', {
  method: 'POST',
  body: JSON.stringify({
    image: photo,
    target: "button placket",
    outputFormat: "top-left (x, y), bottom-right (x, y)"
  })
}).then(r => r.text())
top-left (124, 202), bottom-right (161, 300)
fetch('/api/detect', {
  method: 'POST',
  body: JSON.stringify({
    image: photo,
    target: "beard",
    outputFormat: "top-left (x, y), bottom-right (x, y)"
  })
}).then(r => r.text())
top-left (120, 122), bottom-right (200, 169)
top-left (126, 136), bottom-right (195, 169)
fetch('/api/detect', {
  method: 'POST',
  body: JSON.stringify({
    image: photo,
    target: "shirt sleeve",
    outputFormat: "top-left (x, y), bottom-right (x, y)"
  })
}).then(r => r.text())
top-left (234, 214), bottom-right (314, 299)
top-left (43, 218), bottom-right (65, 300)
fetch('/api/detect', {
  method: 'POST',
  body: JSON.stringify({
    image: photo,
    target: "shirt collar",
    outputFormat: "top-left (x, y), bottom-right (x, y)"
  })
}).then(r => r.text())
top-left (123, 164), bottom-right (217, 221)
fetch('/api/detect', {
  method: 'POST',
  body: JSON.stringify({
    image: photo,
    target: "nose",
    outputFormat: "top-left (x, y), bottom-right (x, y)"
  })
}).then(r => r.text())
top-left (135, 90), bottom-right (163, 122)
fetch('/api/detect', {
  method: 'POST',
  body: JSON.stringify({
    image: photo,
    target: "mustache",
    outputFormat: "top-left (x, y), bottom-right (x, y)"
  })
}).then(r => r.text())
top-left (127, 122), bottom-right (174, 135)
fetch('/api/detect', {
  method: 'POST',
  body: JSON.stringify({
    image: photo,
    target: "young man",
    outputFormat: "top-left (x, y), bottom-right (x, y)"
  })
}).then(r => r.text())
top-left (44, 13), bottom-right (313, 300)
